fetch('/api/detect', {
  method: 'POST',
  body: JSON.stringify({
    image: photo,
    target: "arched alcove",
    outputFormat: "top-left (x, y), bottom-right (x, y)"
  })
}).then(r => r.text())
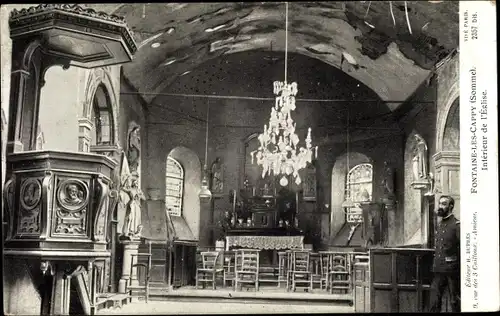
top-left (434, 97), bottom-right (460, 220)
top-left (7, 40), bottom-right (44, 153)
top-left (403, 131), bottom-right (423, 244)
top-left (330, 152), bottom-right (371, 241)
top-left (167, 146), bottom-right (202, 239)
top-left (79, 67), bottom-right (119, 152)
top-left (443, 98), bottom-right (459, 151)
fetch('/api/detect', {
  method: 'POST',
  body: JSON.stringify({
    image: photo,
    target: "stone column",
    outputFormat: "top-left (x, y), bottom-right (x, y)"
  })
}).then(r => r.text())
top-left (118, 239), bottom-right (141, 293)
top-left (50, 269), bottom-right (71, 315)
top-left (198, 195), bottom-right (212, 250)
top-left (78, 117), bottom-right (93, 152)
top-left (198, 173), bottom-right (212, 250)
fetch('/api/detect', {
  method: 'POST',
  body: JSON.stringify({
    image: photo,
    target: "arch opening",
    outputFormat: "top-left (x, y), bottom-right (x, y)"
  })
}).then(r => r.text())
top-left (330, 152), bottom-right (371, 246)
top-left (166, 146), bottom-right (202, 240)
top-left (443, 98), bottom-right (459, 151)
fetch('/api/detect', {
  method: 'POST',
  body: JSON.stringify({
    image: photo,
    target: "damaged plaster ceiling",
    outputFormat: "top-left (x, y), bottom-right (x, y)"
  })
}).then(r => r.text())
top-left (85, 2), bottom-right (459, 109)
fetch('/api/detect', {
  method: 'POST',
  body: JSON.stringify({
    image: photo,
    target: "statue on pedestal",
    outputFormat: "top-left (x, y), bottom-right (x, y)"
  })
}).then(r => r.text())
top-left (210, 157), bottom-right (224, 195)
top-left (382, 161), bottom-right (395, 196)
top-left (127, 125), bottom-right (141, 172)
top-left (412, 134), bottom-right (429, 181)
top-left (120, 171), bottom-right (145, 240)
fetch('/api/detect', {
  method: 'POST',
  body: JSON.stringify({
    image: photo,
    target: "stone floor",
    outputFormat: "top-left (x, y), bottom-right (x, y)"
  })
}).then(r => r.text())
top-left (98, 299), bottom-right (355, 315)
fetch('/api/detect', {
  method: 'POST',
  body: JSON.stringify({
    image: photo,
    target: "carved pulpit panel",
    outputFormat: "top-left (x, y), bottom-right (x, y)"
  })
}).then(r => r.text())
top-left (53, 177), bottom-right (91, 238)
top-left (18, 177), bottom-right (43, 235)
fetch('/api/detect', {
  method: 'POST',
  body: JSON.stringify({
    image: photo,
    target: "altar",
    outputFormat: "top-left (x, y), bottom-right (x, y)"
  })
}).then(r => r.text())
top-left (222, 188), bottom-right (304, 265)
top-left (225, 229), bottom-right (304, 267)
top-left (225, 226), bottom-right (304, 251)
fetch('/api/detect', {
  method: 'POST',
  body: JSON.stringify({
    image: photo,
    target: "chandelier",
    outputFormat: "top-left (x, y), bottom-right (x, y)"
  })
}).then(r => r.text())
top-left (250, 2), bottom-right (317, 187)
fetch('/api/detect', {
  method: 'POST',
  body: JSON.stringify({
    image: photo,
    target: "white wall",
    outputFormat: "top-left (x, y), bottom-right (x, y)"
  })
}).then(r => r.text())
top-left (38, 66), bottom-right (84, 152)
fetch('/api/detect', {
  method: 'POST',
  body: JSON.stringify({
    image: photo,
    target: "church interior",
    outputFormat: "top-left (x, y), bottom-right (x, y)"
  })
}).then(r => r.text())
top-left (1, 2), bottom-right (460, 315)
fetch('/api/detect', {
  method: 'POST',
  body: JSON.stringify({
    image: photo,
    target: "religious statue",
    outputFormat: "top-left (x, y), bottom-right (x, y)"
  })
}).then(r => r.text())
top-left (412, 134), bottom-right (429, 181)
top-left (210, 157), bottom-right (224, 194)
top-left (381, 161), bottom-right (395, 196)
top-left (120, 172), bottom-right (146, 239)
top-left (127, 126), bottom-right (141, 172)
top-left (262, 183), bottom-right (273, 197)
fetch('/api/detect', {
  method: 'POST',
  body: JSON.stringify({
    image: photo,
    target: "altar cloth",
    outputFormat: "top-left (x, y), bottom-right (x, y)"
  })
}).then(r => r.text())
top-left (226, 235), bottom-right (304, 250)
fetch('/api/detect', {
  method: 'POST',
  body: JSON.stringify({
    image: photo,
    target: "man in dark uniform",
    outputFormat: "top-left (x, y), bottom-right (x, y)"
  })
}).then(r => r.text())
top-left (429, 195), bottom-right (460, 312)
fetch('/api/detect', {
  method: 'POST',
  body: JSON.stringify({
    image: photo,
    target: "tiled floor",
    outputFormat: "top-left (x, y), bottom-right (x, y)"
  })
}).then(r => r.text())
top-left (99, 300), bottom-right (355, 315)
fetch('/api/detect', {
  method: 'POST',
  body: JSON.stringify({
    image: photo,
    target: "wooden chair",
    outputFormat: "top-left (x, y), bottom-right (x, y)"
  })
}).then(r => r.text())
top-left (290, 250), bottom-right (312, 292)
top-left (319, 252), bottom-right (331, 291)
top-left (285, 249), bottom-right (301, 291)
top-left (235, 249), bottom-right (260, 291)
top-left (277, 251), bottom-right (288, 288)
top-left (329, 254), bottom-right (351, 294)
top-left (223, 250), bottom-right (236, 289)
top-left (310, 253), bottom-right (322, 290)
top-left (128, 243), bottom-right (152, 303)
top-left (195, 251), bottom-right (224, 290)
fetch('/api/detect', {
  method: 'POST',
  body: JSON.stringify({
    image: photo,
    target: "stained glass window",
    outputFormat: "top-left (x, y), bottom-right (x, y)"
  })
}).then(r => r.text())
top-left (345, 163), bottom-right (373, 223)
top-left (165, 157), bottom-right (184, 216)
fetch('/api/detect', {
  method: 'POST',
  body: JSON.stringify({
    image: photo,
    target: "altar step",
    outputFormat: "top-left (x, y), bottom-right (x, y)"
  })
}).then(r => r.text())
top-left (149, 287), bottom-right (353, 305)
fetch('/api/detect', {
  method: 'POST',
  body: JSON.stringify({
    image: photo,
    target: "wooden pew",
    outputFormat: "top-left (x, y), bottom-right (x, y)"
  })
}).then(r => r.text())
top-left (356, 247), bottom-right (435, 313)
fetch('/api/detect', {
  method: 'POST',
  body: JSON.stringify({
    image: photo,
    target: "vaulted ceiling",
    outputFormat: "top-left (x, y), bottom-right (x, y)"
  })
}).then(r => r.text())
top-left (85, 2), bottom-right (459, 110)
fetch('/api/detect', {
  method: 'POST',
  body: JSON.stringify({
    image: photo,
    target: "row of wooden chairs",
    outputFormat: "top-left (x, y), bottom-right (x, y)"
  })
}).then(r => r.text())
top-left (277, 250), bottom-right (352, 293)
top-left (195, 249), bottom-right (359, 294)
top-left (195, 249), bottom-right (260, 291)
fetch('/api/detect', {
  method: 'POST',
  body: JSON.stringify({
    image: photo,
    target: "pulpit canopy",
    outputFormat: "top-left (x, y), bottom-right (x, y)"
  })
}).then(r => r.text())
top-left (9, 4), bottom-right (137, 68)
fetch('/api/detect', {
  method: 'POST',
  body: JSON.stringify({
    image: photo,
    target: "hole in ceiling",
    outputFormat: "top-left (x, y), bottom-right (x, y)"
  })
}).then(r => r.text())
top-left (364, 21), bottom-right (375, 29)
top-left (342, 52), bottom-right (357, 65)
top-left (163, 58), bottom-right (177, 66)
top-left (205, 24), bottom-right (227, 33)
top-left (396, 5), bottom-right (412, 12)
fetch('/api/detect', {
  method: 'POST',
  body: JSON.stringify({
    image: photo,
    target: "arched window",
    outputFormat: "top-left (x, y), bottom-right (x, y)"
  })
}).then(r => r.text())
top-left (91, 85), bottom-right (113, 146)
top-left (345, 163), bottom-right (373, 223)
top-left (166, 157), bottom-right (184, 216)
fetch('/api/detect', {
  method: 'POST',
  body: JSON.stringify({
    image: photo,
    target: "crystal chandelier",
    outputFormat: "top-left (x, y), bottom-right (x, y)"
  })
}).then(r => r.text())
top-left (250, 2), bottom-right (317, 187)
